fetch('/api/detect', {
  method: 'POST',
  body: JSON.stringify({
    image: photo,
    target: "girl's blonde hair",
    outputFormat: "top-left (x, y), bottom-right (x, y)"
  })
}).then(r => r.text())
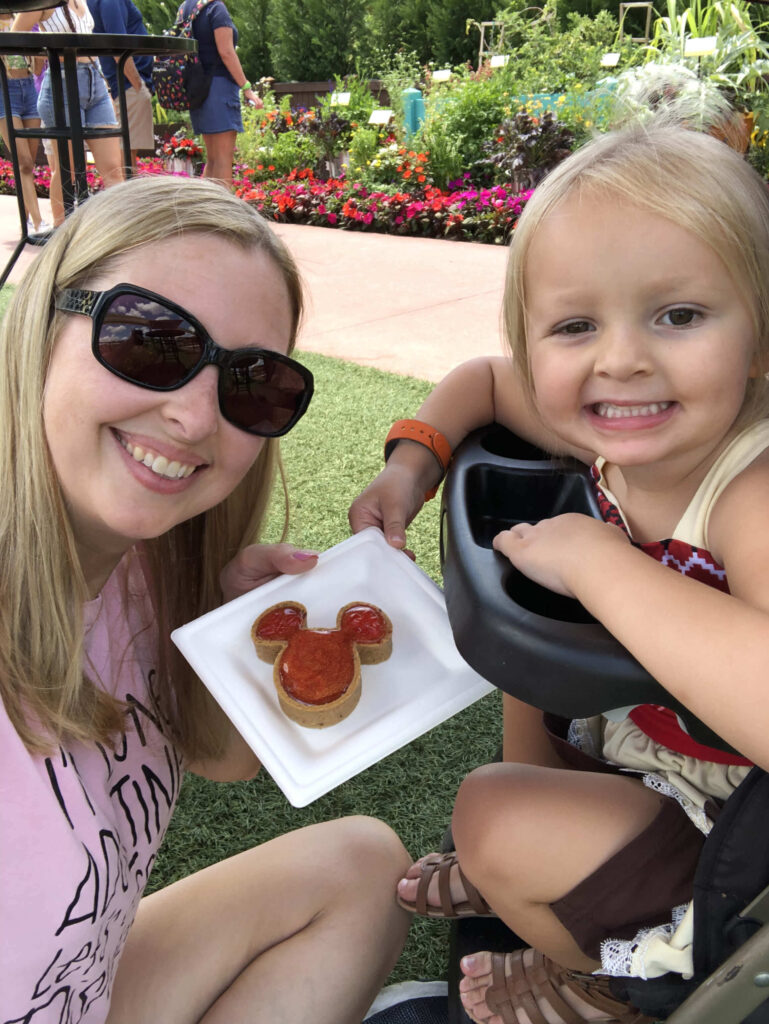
top-left (504, 123), bottom-right (769, 425)
top-left (0, 175), bottom-right (303, 758)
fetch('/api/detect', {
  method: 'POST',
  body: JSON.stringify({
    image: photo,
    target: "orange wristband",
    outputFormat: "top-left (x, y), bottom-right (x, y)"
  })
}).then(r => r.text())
top-left (384, 419), bottom-right (452, 500)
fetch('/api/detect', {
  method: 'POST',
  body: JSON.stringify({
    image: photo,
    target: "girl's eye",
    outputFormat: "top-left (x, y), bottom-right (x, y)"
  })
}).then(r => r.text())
top-left (660, 307), bottom-right (699, 327)
top-left (553, 319), bottom-right (593, 336)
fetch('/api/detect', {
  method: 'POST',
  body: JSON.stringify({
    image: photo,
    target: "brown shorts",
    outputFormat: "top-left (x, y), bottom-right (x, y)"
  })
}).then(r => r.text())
top-left (544, 714), bottom-right (710, 961)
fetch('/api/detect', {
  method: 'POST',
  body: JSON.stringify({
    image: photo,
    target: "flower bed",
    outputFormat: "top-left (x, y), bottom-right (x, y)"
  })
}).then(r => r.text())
top-left (234, 169), bottom-right (532, 245)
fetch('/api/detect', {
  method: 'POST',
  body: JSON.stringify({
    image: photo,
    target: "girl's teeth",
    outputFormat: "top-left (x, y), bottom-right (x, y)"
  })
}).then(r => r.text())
top-left (122, 439), bottom-right (196, 479)
top-left (595, 402), bottom-right (671, 419)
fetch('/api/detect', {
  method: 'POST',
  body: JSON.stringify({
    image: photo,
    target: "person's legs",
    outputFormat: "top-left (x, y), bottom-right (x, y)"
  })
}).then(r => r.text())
top-left (45, 144), bottom-right (65, 227)
top-left (399, 764), bottom-right (663, 972)
top-left (16, 117), bottom-right (44, 229)
top-left (88, 135), bottom-right (125, 188)
top-left (202, 130), bottom-right (237, 188)
top-left (108, 815), bottom-right (411, 1024)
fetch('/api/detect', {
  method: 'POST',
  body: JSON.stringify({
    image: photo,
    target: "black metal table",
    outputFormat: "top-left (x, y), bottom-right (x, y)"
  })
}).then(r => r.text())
top-left (0, 31), bottom-right (193, 285)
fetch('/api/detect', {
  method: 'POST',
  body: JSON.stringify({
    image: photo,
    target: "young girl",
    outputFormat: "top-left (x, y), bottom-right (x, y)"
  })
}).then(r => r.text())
top-left (0, 174), bottom-right (411, 1023)
top-left (349, 123), bottom-right (769, 1023)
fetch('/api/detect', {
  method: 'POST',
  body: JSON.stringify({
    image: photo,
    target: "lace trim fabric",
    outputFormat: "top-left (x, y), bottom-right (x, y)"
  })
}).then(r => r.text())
top-left (641, 772), bottom-right (713, 835)
top-left (600, 903), bottom-right (693, 979)
top-left (567, 716), bottom-right (602, 757)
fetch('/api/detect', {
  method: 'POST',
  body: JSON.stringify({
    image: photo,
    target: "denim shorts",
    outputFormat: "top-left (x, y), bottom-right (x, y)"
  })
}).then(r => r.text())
top-left (37, 63), bottom-right (117, 129)
top-left (0, 76), bottom-right (40, 121)
top-left (190, 74), bottom-right (243, 135)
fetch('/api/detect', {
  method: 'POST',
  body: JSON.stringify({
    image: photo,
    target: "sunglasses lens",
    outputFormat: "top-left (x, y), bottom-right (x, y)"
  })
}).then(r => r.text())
top-left (220, 353), bottom-right (310, 436)
top-left (97, 293), bottom-right (204, 387)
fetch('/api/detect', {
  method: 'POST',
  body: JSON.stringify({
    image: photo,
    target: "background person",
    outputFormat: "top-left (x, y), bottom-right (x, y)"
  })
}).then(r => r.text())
top-left (181, 0), bottom-right (261, 188)
top-left (86, 0), bottom-right (154, 170)
top-left (13, 0), bottom-right (124, 227)
top-left (0, 173), bottom-right (411, 1022)
top-left (0, 12), bottom-right (50, 234)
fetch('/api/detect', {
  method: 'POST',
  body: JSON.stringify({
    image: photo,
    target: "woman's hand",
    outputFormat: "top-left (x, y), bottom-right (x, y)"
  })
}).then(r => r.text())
top-left (243, 88), bottom-right (262, 109)
top-left (348, 463), bottom-right (428, 555)
top-left (220, 543), bottom-right (318, 603)
top-left (492, 514), bottom-right (630, 598)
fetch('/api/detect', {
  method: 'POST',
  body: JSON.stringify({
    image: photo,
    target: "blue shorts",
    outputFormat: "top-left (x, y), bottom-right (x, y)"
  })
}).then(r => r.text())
top-left (37, 63), bottom-right (117, 129)
top-left (0, 76), bottom-right (40, 120)
top-left (190, 74), bottom-right (243, 135)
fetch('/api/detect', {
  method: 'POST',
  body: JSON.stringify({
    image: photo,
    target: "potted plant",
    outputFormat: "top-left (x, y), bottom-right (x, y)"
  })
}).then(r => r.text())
top-left (159, 132), bottom-right (204, 175)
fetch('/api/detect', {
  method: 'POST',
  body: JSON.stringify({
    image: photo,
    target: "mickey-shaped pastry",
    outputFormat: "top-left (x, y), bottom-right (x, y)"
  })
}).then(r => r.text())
top-left (251, 601), bottom-right (393, 728)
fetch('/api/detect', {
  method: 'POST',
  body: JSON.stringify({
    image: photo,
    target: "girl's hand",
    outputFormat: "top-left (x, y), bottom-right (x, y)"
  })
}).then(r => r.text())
top-left (493, 514), bottom-right (630, 598)
top-left (348, 463), bottom-right (427, 557)
top-left (220, 543), bottom-right (318, 603)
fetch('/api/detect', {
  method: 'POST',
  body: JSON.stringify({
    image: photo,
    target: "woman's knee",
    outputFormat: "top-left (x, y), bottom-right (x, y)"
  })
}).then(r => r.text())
top-left (324, 815), bottom-right (411, 878)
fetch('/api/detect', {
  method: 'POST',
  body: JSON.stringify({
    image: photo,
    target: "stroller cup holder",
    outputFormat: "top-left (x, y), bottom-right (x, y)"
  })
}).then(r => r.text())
top-left (439, 424), bottom-right (734, 753)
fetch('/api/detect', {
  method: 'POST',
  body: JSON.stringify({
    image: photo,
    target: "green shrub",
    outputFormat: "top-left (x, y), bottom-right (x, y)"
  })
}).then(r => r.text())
top-left (417, 73), bottom-right (510, 187)
top-left (269, 131), bottom-right (321, 175)
top-left (346, 126), bottom-right (382, 180)
top-left (496, 0), bottom-right (624, 93)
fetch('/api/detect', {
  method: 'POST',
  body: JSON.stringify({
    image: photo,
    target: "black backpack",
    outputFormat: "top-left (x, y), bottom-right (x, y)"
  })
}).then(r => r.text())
top-left (152, 0), bottom-right (213, 112)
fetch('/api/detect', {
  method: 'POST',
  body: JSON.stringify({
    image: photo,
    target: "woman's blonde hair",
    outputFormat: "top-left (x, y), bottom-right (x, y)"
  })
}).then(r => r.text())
top-left (0, 175), bottom-right (303, 758)
top-left (504, 123), bottom-right (769, 425)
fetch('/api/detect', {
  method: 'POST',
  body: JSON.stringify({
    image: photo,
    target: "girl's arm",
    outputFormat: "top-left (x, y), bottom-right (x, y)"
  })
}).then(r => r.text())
top-left (349, 356), bottom-right (594, 546)
top-left (493, 456), bottom-right (769, 768)
top-left (212, 25), bottom-right (261, 108)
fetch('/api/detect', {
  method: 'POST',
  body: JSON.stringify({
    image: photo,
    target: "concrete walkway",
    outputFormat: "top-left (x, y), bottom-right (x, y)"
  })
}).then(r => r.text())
top-left (0, 193), bottom-right (509, 382)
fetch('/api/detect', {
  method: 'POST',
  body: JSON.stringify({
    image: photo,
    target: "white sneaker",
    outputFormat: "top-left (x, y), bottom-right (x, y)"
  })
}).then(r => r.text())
top-left (28, 218), bottom-right (52, 236)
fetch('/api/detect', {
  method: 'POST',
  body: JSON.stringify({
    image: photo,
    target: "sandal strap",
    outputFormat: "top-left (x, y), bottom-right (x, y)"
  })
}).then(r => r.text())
top-left (456, 861), bottom-right (493, 915)
top-left (415, 852), bottom-right (492, 917)
top-left (486, 950), bottom-right (584, 1024)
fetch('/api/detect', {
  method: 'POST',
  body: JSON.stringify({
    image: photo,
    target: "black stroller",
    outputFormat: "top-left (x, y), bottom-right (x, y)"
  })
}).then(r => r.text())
top-left (439, 425), bottom-right (769, 1024)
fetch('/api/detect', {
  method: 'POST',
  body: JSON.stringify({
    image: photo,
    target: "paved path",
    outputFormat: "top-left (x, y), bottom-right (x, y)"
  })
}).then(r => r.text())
top-left (0, 194), bottom-right (509, 382)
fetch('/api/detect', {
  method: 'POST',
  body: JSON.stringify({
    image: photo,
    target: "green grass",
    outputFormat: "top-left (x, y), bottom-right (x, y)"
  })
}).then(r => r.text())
top-left (148, 350), bottom-right (504, 984)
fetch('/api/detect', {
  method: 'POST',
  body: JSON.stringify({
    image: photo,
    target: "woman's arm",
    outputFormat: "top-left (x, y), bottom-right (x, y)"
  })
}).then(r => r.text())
top-left (11, 10), bottom-right (53, 30)
top-left (212, 25), bottom-right (261, 108)
top-left (188, 724), bottom-right (261, 781)
top-left (187, 542), bottom-right (319, 781)
top-left (348, 356), bottom-right (594, 545)
top-left (493, 456), bottom-right (769, 768)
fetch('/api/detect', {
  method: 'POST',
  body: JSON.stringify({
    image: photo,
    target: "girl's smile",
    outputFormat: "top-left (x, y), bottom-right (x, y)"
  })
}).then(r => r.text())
top-left (525, 194), bottom-right (758, 487)
top-left (43, 234), bottom-right (294, 591)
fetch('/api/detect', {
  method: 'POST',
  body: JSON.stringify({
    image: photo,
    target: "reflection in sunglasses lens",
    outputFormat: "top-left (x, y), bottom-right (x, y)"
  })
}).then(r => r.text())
top-left (221, 353), bottom-right (303, 434)
top-left (99, 295), bottom-right (204, 387)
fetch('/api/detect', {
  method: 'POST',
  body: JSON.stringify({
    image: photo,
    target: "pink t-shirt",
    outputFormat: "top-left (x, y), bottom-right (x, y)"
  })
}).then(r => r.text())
top-left (0, 550), bottom-right (183, 1023)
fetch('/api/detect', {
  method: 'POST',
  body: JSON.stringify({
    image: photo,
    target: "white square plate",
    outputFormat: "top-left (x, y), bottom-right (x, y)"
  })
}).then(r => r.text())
top-left (171, 528), bottom-right (494, 806)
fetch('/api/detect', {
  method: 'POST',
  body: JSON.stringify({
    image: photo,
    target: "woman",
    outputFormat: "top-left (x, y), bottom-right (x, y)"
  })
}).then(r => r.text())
top-left (0, 173), bottom-right (411, 1023)
top-left (0, 12), bottom-right (49, 233)
top-left (12, 0), bottom-right (124, 227)
top-left (181, 0), bottom-right (261, 188)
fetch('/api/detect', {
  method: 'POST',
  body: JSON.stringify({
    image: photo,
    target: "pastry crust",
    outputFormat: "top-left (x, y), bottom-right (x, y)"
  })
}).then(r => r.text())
top-left (251, 601), bottom-right (392, 729)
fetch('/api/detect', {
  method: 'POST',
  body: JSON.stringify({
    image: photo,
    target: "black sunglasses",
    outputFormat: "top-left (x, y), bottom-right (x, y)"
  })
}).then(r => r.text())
top-left (54, 284), bottom-right (314, 437)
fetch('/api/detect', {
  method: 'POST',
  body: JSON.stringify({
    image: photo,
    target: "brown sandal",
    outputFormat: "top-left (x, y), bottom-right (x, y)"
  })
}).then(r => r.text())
top-left (478, 949), bottom-right (653, 1024)
top-left (396, 851), bottom-right (497, 919)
